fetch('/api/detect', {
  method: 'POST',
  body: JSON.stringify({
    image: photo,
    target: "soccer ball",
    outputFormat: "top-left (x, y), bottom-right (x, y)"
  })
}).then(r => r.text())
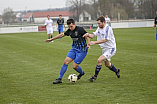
top-left (68, 74), bottom-right (78, 82)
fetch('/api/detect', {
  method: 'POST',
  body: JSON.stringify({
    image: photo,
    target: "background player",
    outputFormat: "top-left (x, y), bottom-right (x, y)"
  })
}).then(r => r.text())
top-left (44, 15), bottom-right (53, 42)
top-left (83, 16), bottom-right (120, 82)
top-left (45, 18), bottom-right (90, 84)
top-left (153, 11), bottom-right (157, 29)
top-left (105, 14), bottom-right (111, 26)
top-left (56, 15), bottom-right (66, 41)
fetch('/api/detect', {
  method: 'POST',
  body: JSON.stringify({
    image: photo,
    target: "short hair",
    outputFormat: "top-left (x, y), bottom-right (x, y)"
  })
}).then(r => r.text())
top-left (47, 15), bottom-right (50, 17)
top-left (96, 16), bottom-right (105, 22)
top-left (59, 15), bottom-right (62, 17)
top-left (67, 18), bottom-right (75, 25)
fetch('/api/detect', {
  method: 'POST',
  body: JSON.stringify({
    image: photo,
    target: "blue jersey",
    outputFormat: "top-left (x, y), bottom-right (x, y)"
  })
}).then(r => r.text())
top-left (57, 18), bottom-right (64, 28)
top-left (64, 26), bottom-right (88, 52)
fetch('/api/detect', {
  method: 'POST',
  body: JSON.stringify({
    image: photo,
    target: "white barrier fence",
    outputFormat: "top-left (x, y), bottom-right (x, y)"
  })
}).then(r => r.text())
top-left (111, 21), bottom-right (153, 28)
top-left (0, 21), bottom-right (154, 34)
top-left (0, 26), bottom-right (38, 34)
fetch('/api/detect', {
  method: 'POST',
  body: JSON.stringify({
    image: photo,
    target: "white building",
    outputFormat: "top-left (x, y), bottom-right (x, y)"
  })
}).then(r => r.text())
top-left (22, 11), bottom-right (72, 24)
top-left (79, 10), bottom-right (91, 22)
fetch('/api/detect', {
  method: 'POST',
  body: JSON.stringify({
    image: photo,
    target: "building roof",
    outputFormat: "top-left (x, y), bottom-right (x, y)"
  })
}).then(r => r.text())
top-left (22, 13), bottom-right (33, 18)
top-left (33, 11), bottom-right (72, 18)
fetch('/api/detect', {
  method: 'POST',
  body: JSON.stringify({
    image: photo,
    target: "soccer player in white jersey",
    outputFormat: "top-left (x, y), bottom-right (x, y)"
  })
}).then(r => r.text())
top-left (44, 15), bottom-right (53, 42)
top-left (105, 14), bottom-right (111, 26)
top-left (83, 16), bottom-right (120, 82)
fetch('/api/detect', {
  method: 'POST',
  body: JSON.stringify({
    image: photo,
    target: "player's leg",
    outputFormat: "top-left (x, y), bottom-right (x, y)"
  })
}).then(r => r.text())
top-left (53, 49), bottom-right (75, 84)
top-left (60, 27), bottom-right (63, 41)
top-left (58, 57), bottom-right (73, 79)
top-left (89, 55), bottom-right (106, 82)
top-left (103, 48), bottom-right (120, 78)
top-left (104, 61), bottom-right (120, 78)
top-left (48, 34), bottom-right (50, 39)
top-left (50, 33), bottom-right (53, 38)
top-left (47, 29), bottom-right (50, 39)
top-left (73, 51), bottom-right (87, 80)
top-left (50, 33), bottom-right (53, 42)
top-left (53, 57), bottom-right (73, 84)
top-left (50, 28), bottom-right (53, 42)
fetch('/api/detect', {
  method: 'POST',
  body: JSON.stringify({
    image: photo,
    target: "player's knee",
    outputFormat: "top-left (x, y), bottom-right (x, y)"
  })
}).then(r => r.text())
top-left (105, 63), bottom-right (111, 67)
top-left (97, 59), bottom-right (102, 64)
top-left (63, 60), bottom-right (69, 65)
top-left (72, 65), bottom-right (78, 70)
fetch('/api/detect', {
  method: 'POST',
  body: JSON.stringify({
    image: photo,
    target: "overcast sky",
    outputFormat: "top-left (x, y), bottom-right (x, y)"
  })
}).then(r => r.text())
top-left (0, 0), bottom-right (67, 13)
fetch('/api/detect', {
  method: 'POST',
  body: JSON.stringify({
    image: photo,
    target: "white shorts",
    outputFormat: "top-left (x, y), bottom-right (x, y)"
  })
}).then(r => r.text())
top-left (102, 48), bottom-right (116, 61)
top-left (47, 28), bottom-right (53, 34)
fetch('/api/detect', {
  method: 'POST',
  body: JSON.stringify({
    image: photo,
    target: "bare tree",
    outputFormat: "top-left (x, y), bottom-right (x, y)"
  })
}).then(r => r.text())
top-left (2, 7), bottom-right (16, 24)
top-left (66, 0), bottom-right (85, 22)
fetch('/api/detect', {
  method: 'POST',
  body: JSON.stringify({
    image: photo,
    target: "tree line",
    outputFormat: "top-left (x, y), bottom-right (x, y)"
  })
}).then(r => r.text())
top-left (2, 0), bottom-right (157, 23)
top-left (66, 0), bottom-right (157, 21)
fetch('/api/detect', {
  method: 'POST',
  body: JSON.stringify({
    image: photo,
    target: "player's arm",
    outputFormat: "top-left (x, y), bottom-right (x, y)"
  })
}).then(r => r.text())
top-left (44, 22), bottom-right (47, 27)
top-left (84, 35), bottom-right (90, 49)
top-left (45, 33), bottom-right (65, 42)
top-left (153, 24), bottom-right (156, 29)
top-left (90, 39), bottom-right (107, 45)
top-left (63, 23), bottom-right (66, 30)
top-left (153, 17), bottom-right (157, 29)
top-left (83, 33), bottom-right (95, 38)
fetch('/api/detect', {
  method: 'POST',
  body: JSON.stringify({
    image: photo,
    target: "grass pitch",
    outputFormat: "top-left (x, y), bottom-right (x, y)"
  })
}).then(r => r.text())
top-left (0, 27), bottom-right (157, 104)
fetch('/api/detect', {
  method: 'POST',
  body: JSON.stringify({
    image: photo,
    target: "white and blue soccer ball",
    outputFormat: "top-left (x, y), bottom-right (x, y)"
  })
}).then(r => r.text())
top-left (68, 74), bottom-right (78, 82)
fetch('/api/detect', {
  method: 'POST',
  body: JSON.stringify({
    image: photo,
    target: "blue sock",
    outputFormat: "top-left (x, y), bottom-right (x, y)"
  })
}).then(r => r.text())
top-left (58, 64), bottom-right (68, 79)
top-left (109, 63), bottom-right (116, 73)
top-left (51, 35), bottom-right (53, 38)
top-left (94, 65), bottom-right (102, 77)
top-left (75, 66), bottom-right (84, 75)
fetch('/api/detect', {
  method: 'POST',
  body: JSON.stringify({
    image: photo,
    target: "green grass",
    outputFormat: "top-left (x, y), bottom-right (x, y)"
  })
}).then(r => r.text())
top-left (0, 27), bottom-right (157, 104)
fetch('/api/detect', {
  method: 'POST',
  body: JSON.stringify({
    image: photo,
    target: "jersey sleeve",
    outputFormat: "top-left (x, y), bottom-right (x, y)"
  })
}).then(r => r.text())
top-left (64, 29), bottom-right (70, 36)
top-left (80, 27), bottom-right (87, 36)
top-left (44, 20), bottom-right (47, 25)
top-left (92, 28), bottom-right (99, 36)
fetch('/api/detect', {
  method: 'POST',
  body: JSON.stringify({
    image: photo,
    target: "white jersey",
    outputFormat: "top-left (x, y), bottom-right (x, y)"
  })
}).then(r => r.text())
top-left (93, 25), bottom-right (116, 49)
top-left (105, 17), bottom-right (110, 25)
top-left (44, 19), bottom-right (53, 29)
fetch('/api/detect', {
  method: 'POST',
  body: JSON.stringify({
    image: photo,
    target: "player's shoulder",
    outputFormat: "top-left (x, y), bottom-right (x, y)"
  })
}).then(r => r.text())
top-left (76, 26), bottom-right (84, 30)
top-left (104, 25), bottom-right (112, 31)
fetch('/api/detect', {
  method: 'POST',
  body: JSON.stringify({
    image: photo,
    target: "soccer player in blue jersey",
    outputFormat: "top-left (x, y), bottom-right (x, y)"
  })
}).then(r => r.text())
top-left (153, 11), bottom-right (157, 29)
top-left (56, 15), bottom-right (66, 41)
top-left (45, 18), bottom-right (90, 84)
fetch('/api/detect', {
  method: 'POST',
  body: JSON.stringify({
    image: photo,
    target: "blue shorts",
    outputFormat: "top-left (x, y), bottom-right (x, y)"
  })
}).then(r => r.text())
top-left (58, 26), bottom-right (63, 33)
top-left (67, 48), bottom-right (87, 64)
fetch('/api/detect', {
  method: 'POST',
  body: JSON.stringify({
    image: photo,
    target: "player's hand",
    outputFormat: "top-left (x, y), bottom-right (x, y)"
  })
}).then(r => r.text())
top-left (90, 41), bottom-right (95, 45)
top-left (45, 39), bottom-right (52, 42)
top-left (87, 44), bottom-right (91, 49)
top-left (153, 26), bottom-right (155, 29)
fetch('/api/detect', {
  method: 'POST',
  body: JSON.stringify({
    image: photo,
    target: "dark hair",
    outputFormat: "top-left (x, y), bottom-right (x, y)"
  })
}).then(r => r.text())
top-left (47, 15), bottom-right (50, 17)
top-left (67, 18), bottom-right (75, 25)
top-left (97, 16), bottom-right (105, 22)
top-left (59, 15), bottom-right (62, 17)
